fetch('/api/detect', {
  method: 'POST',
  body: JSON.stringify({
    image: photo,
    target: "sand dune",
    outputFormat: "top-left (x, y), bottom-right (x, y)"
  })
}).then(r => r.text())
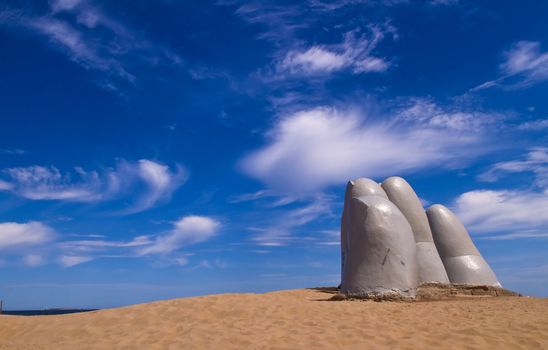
top-left (1, 288), bottom-right (547, 349)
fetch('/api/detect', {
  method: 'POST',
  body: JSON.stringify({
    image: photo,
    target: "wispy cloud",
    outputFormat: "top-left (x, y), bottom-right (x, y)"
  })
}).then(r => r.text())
top-left (0, 148), bottom-right (26, 155)
top-left (223, 1), bottom-right (310, 45)
top-left (500, 41), bottom-right (548, 83)
top-left (197, 258), bottom-right (229, 269)
top-left (56, 215), bottom-right (221, 265)
top-left (472, 41), bottom-right (548, 91)
top-left (58, 236), bottom-right (152, 253)
top-left (0, 180), bottom-right (13, 190)
top-left (397, 97), bottom-right (510, 131)
top-left (0, 222), bottom-right (56, 250)
top-left (222, 0), bottom-right (403, 46)
top-left (275, 27), bottom-right (393, 77)
top-left (23, 254), bottom-right (46, 267)
top-left (248, 195), bottom-right (333, 246)
top-left (139, 216), bottom-right (221, 255)
top-left (0, 159), bottom-right (187, 214)
top-left (482, 231), bottom-right (548, 240)
top-left (119, 160), bottom-right (188, 215)
top-left (478, 147), bottom-right (548, 189)
top-left (30, 15), bottom-right (134, 81)
top-left (2, 165), bottom-right (105, 201)
top-left (0, 0), bottom-right (181, 91)
top-left (307, 0), bottom-right (409, 11)
top-left (518, 119), bottom-right (548, 131)
top-left (241, 101), bottom-right (504, 193)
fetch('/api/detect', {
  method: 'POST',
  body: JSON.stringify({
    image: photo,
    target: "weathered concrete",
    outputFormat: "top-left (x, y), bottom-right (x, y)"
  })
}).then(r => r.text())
top-left (381, 176), bottom-right (449, 284)
top-left (341, 195), bottom-right (418, 298)
top-left (340, 178), bottom-right (388, 278)
top-left (426, 204), bottom-right (500, 287)
top-left (332, 283), bottom-right (519, 301)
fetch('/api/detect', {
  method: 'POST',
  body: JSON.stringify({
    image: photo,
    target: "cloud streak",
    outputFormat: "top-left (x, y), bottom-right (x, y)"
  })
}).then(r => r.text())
top-left (248, 196), bottom-right (333, 246)
top-left (0, 0), bottom-right (181, 91)
top-left (472, 41), bottom-right (548, 91)
top-left (0, 159), bottom-right (187, 214)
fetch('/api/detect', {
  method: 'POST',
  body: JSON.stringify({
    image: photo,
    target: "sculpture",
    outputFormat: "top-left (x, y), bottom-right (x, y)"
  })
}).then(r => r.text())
top-left (340, 176), bottom-right (500, 298)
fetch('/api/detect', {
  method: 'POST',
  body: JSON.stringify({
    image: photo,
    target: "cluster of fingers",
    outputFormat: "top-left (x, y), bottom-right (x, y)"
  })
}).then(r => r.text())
top-left (340, 176), bottom-right (500, 298)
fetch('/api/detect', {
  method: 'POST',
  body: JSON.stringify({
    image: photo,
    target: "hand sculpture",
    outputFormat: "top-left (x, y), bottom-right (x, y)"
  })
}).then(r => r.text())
top-left (340, 176), bottom-right (500, 298)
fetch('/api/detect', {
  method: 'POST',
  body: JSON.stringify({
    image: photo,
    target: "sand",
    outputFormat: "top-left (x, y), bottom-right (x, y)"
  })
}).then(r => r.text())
top-left (1, 288), bottom-right (547, 350)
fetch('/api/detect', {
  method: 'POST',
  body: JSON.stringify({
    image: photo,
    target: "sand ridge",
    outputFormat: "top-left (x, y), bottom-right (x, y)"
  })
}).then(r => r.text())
top-left (1, 288), bottom-right (547, 349)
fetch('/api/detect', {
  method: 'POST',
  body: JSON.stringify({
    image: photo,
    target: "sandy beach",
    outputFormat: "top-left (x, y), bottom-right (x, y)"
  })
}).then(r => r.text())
top-left (1, 288), bottom-right (547, 350)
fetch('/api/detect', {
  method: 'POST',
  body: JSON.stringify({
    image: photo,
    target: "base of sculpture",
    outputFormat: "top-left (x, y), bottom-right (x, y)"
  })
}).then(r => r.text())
top-left (333, 283), bottom-right (520, 302)
top-left (342, 287), bottom-right (417, 300)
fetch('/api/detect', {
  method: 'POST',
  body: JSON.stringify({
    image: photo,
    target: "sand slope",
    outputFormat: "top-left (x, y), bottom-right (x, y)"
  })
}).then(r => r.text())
top-left (1, 288), bottom-right (547, 349)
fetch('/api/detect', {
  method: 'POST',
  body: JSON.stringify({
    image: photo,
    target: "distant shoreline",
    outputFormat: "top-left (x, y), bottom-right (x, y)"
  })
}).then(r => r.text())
top-left (2, 309), bottom-right (97, 316)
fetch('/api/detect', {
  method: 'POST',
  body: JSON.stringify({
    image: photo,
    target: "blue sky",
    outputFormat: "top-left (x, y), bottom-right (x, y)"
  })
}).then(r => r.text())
top-left (0, 0), bottom-right (547, 309)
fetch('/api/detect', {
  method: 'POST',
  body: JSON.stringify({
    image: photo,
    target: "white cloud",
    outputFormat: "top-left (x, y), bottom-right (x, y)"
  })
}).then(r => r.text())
top-left (277, 28), bottom-right (391, 77)
top-left (473, 41), bottom-right (548, 91)
top-left (0, 159), bottom-right (187, 214)
top-left (241, 104), bottom-right (494, 193)
top-left (354, 56), bottom-right (389, 73)
top-left (59, 255), bottom-right (93, 267)
top-left (454, 190), bottom-right (548, 237)
top-left (478, 147), bottom-right (548, 189)
top-left (464, 149), bottom-right (548, 239)
top-left (139, 216), bottom-right (221, 255)
top-left (0, 222), bottom-right (55, 250)
top-left (281, 47), bottom-right (346, 74)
